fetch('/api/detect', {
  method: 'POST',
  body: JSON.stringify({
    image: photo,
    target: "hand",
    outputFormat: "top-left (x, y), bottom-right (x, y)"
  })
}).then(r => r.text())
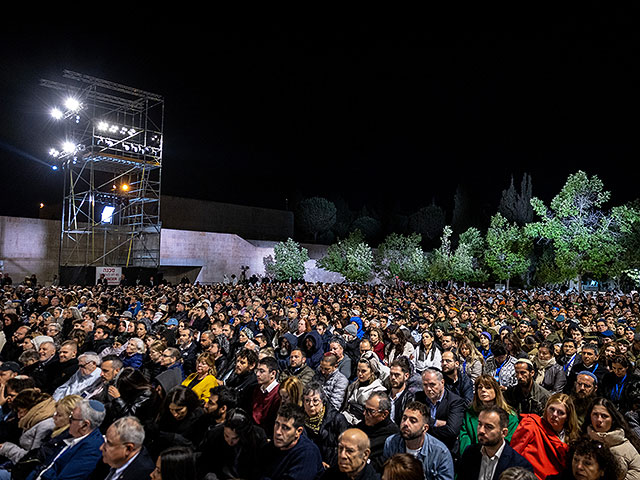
top-left (434, 419), bottom-right (447, 427)
top-left (0, 383), bottom-right (6, 406)
top-left (108, 386), bottom-right (121, 399)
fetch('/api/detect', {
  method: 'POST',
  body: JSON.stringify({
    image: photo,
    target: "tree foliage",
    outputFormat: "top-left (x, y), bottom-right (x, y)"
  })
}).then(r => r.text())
top-left (427, 226), bottom-right (485, 284)
top-left (266, 238), bottom-right (309, 282)
top-left (296, 197), bottom-right (337, 242)
top-left (485, 213), bottom-right (532, 290)
top-left (526, 171), bottom-right (636, 288)
top-left (317, 230), bottom-right (374, 283)
top-left (498, 173), bottom-right (534, 225)
top-left (408, 203), bottom-right (446, 243)
top-left (375, 232), bottom-right (429, 283)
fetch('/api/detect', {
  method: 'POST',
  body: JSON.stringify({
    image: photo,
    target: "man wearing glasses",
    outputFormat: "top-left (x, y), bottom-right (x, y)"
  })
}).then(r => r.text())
top-left (355, 392), bottom-right (399, 472)
top-left (53, 353), bottom-right (102, 401)
top-left (97, 416), bottom-right (155, 480)
top-left (28, 399), bottom-right (106, 480)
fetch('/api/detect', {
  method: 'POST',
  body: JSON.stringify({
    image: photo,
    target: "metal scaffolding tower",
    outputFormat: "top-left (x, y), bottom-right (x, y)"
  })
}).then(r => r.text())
top-left (41, 70), bottom-right (164, 269)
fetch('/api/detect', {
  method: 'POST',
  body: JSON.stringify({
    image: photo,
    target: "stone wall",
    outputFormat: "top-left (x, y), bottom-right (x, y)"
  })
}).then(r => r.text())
top-left (0, 216), bottom-right (342, 285)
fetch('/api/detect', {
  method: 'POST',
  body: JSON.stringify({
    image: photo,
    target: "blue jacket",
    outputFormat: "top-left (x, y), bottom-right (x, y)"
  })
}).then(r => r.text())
top-left (28, 428), bottom-right (104, 480)
top-left (384, 432), bottom-right (454, 480)
top-left (259, 432), bottom-right (324, 480)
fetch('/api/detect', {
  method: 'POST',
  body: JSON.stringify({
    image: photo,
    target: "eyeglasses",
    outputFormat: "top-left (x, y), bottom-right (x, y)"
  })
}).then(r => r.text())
top-left (364, 407), bottom-right (381, 416)
top-left (303, 397), bottom-right (322, 406)
top-left (69, 415), bottom-right (84, 422)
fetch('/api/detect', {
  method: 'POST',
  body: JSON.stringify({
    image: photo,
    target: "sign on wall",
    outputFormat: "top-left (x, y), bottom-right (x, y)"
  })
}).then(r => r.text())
top-left (95, 266), bottom-right (122, 286)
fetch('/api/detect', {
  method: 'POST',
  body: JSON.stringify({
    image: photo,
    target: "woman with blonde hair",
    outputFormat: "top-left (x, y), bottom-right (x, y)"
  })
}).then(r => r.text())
top-left (181, 351), bottom-right (218, 402)
top-left (279, 376), bottom-right (303, 407)
top-left (459, 375), bottom-right (519, 456)
top-left (511, 392), bottom-right (580, 480)
top-left (458, 336), bottom-right (484, 383)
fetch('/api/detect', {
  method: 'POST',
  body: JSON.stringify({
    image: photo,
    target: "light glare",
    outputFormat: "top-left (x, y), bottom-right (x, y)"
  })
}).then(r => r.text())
top-left (65, 98), bottom-right (81, 111)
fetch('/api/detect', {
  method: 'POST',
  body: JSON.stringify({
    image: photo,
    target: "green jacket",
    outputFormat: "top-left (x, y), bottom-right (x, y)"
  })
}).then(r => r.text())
top-left (458, 406), bottom-right (519, 456)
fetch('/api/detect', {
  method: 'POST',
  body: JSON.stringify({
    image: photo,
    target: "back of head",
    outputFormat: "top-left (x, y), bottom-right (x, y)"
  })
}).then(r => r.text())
top-left (158, 446), bottom-right (196, 480)
top-left (382, 453), bottom-right (424, 480)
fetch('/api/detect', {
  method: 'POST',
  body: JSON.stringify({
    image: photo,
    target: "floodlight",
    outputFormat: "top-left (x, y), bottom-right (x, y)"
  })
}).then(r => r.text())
top-left (62, 142), bottom-right (76, 154)
top-left (121, 183), bottom-right (130, 192)
top-left (64, 97), bottom-right (81, 111)
top-left (49, 148), bottom-right (60, 157)
top-left (101, 206), bottom-right (115, 223)
top-left (51, 108), bottom-right (63, 120)
top-left (51, 166), bottom-right (58, 171)
top-left (97, 121), bottom-right (109, 131)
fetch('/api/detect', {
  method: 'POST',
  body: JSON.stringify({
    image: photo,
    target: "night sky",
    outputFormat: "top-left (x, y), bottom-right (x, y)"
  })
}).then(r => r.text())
top-left (1, 15), bottom-right (638, 224)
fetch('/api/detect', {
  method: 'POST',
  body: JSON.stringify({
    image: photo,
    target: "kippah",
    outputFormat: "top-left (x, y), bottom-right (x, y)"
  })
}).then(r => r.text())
top-left (577, 370), bottom-right (598, 384)
top-left (515, 358), bottom-right (534, 368)
top-left (88, 400), bottom-right (105, 412)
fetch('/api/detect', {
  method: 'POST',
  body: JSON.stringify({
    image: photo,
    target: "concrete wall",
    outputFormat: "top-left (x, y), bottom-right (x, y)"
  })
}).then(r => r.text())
top-left (0, 216), bottom-right (60, 284)
top-left (160, 195), bottom-right (294, 241)
top-left (0, 216), bottom-right (341, 285)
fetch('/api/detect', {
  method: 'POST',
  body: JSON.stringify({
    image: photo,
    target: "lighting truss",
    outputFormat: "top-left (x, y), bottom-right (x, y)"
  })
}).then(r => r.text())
top-left (41, 70), bottom-right (164, 269)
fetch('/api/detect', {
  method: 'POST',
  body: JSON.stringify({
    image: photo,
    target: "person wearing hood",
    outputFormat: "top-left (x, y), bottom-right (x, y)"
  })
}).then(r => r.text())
top-left (275, 332), bottom-right (297, 372)
top-left (302, 330), bottom-right (325, 371)
top-left (348, 310), bottom-right (365, 339)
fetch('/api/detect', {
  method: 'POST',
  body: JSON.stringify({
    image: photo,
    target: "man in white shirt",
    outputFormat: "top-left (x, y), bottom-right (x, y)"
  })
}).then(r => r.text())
top-left (53, 352), bottom-right (102, 401)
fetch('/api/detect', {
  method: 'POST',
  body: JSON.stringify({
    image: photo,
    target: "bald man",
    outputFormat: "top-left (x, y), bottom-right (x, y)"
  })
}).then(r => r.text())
top-left (319, 428), bottom-right (380, 480)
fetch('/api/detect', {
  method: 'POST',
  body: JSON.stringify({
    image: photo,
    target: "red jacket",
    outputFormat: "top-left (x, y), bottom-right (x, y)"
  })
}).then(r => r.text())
top-left (510, 414), bottom-right (569, 480)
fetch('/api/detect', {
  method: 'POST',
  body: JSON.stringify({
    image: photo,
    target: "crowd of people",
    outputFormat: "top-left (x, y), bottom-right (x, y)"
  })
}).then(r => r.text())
top-left (0, 276), bottom-right (638, 480)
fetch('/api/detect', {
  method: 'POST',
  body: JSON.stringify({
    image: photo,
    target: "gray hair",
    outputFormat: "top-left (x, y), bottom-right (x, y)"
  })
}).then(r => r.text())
top-left (302, 381), bottom-right (327, 404)
top-left (110, 416), bottom-right (145, 446)
top-left (78, 352), bottom-right (101, 366)
top-left (368, 391), bottom-right (392, 413)
top-left (423, 368), bottom-right (444, 382)
top-left (76, 399), bottom-right (106, 429)
top-left (128, 338), bottom-right (146, 354)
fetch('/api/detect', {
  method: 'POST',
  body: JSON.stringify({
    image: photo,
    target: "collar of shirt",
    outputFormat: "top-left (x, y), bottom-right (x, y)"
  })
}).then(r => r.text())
top-left (261, 379), bottom-right (279, 394)
top-left (111, 450), bottom-right (141, 480)
top-left (479, 440), bottom-right (506, 480)
top-left (481, 439), bottom-right (506, 461)
top-left (64, 431), bottom-right (91, 447)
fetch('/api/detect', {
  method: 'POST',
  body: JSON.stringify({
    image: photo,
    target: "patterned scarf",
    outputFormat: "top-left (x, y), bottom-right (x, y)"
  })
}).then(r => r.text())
top-left (305, 405), bottom-right (326, 434)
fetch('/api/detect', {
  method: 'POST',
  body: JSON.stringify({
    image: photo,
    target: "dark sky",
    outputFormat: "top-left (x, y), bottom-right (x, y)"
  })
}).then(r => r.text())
top-left (1, 15), bottom-right (638, 222)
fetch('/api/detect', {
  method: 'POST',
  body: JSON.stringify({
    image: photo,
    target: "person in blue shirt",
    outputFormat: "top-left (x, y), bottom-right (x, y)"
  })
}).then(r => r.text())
top-left (383, 401), bottom-right (454, 480)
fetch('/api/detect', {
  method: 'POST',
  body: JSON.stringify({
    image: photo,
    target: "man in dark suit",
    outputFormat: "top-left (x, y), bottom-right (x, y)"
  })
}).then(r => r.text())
top-left (414, 368), bottom-right (465, 456)
top-left (457, 406), bottom-right (533, 480)
top-left (96, 416), bottom-right (155, 480)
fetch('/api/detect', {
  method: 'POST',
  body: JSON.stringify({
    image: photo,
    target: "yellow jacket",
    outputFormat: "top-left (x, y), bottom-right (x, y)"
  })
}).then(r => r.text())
top-left (181, 373), bottom-right (219, 402)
